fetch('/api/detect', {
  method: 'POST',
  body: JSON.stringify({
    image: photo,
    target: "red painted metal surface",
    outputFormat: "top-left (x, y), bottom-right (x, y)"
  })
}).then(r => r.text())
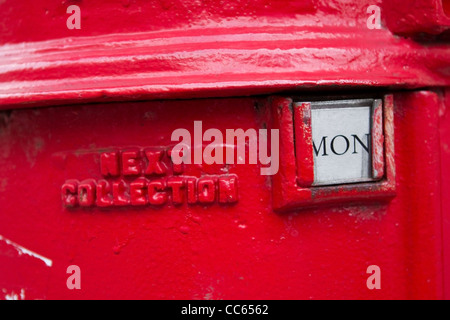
top-left (0, 1), bottom-right (450, 108)
top-left (442, 89), bottom-right (450, 300)
top-left (383, 0), bottom-right (450, 36)
top-left (294, 102), bottom-right (314, 187)
top-left (0, 0), bottom-right (449, 300)
top-left (271, 94), bottom-right (395, 211)
top-left (371, 99), bottom-right (384, 180)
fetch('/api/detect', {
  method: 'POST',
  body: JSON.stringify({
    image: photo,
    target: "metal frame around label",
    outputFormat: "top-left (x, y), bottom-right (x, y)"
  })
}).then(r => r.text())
top-left (271, 94), bottom-right (395, 212)
top-left (294, 98), bottom-right (384, 187)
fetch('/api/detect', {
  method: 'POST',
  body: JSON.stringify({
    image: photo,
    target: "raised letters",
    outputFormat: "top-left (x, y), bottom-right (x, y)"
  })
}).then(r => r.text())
top-left (62, 147), bottom-right (239, 209)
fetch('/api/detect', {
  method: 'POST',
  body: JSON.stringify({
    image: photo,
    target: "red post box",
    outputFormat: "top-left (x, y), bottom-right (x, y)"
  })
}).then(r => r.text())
top-left (0, 0), bottom-right (449, 300)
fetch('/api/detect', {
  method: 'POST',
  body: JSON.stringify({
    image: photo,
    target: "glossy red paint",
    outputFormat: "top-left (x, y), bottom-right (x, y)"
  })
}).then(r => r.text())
top-left (0, 0), bottom-right (377, 44)
top-left (371, 99), bottom-right (384, 180)
top-left (272, 94), bottom-right (395, 212)
top-left (393, 91), bottom-right (444, 299)
top-left (383, 0), bottom-right (450, 36)
top-left (0, 93), bottom-right (446, 300)
top-left (0, 0), bottom-right (449, 300)
top-left (440, 89), bottom-right (450, 300)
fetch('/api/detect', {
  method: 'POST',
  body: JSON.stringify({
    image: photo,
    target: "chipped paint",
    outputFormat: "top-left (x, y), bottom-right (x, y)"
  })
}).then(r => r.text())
top-left (3, 288), bottom-right (25, 300)
top-left (0, 235), bottom-right (52, 267)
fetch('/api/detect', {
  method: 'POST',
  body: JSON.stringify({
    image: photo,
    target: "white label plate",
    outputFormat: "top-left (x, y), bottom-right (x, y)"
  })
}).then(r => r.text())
top-left (310, 101), bottom-right (373, 186)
